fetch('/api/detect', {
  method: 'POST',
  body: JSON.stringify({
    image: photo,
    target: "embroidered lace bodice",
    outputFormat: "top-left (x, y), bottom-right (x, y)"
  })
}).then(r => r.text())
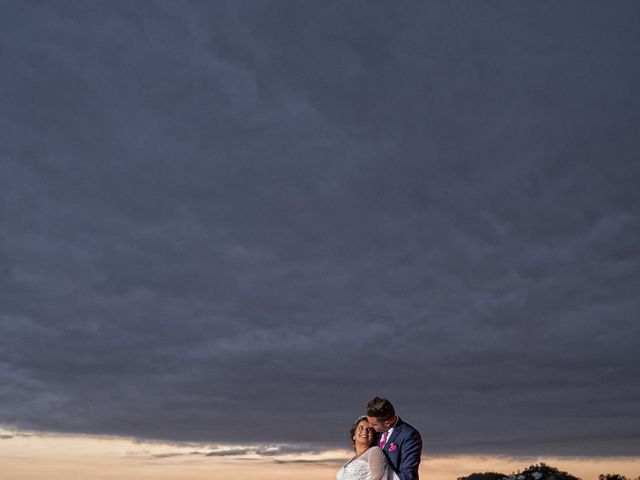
top-left (336, 446), bottom-right (390, 480)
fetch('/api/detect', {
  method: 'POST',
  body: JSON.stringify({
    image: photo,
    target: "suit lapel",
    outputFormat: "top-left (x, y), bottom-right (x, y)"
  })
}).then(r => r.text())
top-left (385, 418), bottom-right (403, 452)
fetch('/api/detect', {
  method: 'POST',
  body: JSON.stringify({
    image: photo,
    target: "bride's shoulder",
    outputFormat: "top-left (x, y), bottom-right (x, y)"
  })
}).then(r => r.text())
top-left (366, 446), bottom-right (385, 458)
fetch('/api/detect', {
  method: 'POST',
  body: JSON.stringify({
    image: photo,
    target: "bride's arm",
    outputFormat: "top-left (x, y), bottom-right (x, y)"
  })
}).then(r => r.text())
top-left (367, 447), bottom-right (389, 480)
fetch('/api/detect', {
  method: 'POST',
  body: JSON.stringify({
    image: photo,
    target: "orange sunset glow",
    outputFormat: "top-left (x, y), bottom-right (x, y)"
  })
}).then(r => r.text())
top-left (1, 428), bottom-right (638, 480)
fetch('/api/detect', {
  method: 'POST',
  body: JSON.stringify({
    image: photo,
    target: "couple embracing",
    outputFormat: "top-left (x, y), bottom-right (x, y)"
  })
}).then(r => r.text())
top-left (336, 397), bottom-right (423, 480)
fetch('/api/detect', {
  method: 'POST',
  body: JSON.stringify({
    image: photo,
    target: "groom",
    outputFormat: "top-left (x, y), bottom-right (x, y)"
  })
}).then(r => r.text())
top-left (366, 397), bottom-right (422, 480)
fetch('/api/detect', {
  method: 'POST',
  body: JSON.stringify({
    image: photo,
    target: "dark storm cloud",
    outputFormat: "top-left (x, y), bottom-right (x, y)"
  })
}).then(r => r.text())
top-left (200, 444), bottom-right (320, 457)
top-left (1, 0), bottom-right (639, 456)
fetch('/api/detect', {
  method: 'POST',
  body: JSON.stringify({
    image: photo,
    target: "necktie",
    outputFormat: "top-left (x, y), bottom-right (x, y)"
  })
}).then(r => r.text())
top-left (379, 431), bottom-right (389, 448)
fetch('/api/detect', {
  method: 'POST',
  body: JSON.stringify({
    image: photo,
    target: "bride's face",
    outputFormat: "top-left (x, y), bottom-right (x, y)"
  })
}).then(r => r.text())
top-left (353, 420), bottom-right (374, 447)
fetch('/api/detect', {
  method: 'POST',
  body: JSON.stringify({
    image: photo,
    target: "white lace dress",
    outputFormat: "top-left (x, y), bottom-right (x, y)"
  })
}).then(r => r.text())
top-left (336, 446), bottom-right (397, 480)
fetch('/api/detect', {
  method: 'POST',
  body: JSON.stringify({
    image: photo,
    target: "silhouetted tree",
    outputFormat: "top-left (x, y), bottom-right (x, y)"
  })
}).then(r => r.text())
top-left (518, 463), bottom-right (581, 480)
top-left (598, 474), bottom-right (638, 480)
top-left (458, 472), bottom-right (507, 480)
top-left (461, 463), bottom-right (583, 480)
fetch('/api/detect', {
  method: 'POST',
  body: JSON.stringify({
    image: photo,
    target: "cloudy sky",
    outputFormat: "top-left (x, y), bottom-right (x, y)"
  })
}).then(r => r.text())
top-left (1, 0), bottom-right (639, 461)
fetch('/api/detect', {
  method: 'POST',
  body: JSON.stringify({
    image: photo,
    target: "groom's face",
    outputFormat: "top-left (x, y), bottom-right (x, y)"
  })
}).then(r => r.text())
top-left (366, 416), bottom-right (390, 433)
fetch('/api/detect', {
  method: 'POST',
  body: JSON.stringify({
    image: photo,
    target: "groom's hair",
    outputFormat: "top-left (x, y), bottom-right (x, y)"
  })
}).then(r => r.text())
top-left (367, 397), bottom-right (395, 420)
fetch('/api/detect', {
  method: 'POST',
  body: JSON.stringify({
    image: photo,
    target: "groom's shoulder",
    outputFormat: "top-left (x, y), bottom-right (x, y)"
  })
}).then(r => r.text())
top-left (396, 418), bottom-right (421, 437)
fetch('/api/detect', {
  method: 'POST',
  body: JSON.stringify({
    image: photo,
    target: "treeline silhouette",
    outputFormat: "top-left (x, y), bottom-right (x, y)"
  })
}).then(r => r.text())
top-left (457, 463), bottom-right (639, 480)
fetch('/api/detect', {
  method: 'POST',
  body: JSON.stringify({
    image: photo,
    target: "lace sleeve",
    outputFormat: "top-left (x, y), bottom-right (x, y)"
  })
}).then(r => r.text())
top-left (366, 447), bottom-right (389, 480)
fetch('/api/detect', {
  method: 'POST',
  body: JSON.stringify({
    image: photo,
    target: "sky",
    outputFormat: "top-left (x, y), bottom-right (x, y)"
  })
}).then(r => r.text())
top-left (2, 427), bottom-right (639, 480)
top-left (1, 0), bottom-right (639, 473)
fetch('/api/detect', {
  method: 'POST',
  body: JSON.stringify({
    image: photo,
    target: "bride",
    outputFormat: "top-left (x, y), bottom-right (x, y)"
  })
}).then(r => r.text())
top-left (336, 416), bottom-right (399, 480)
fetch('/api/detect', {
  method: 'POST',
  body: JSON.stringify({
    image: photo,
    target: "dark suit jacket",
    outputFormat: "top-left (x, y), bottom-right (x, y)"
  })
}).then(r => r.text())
top-left (377, 417), bottom-right (422, 480)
